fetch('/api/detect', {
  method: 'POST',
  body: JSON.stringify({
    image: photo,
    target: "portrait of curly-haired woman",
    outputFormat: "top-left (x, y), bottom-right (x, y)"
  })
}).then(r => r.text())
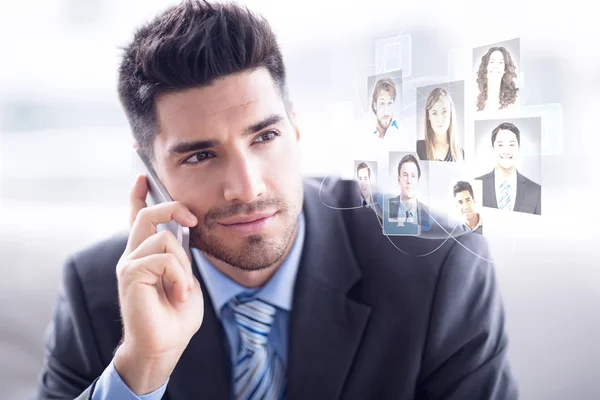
top-left (475, 46), bottom-right (519, 112)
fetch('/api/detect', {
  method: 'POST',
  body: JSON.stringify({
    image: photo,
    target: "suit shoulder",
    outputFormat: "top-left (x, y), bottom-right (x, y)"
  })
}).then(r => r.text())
top-left (521, 174), bottom-right (541, 190)
top-left (67, 232), bottom-right (129, 286)
top-left (475, 171), bottom-right (491, 181)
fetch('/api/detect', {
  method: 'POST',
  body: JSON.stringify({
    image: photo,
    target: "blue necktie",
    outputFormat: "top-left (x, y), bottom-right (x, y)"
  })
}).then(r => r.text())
top-left (498, 180), bottom-right (512, 210)
top-left (231, 295), bottom-right (285, 400)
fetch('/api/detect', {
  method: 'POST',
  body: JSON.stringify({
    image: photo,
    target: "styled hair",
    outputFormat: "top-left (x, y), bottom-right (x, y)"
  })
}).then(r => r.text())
top-left (356, 162), bottom-right (371, 178)
top-left (453, 181), bottom-right (474, 199)
top-left (371, 78), bottom-right (397, 114)
top-left (491, 122), bottom-right (521, 146)
top-left (476, 46), bottom-right (518, 111)
top-left (118, 0), bottom-right (287, 159)
top-left (397, 154), bottom-right (421, 179)
top-left (423, 87), bottom-right (461, 161)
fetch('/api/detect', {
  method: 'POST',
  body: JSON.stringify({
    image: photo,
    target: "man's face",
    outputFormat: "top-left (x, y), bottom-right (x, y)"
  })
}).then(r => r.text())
top-left (493, 128), bottom-right (520, 171)
top-left (373, 90), bottom-right (395, 131)
top-left (487, 50), bottom-right (506, 80)
top-left (357, 167), bottom-right (372, 199)
top-left (398, 161), bottom-right (419, 200)
top-left (151, 68), bottom-right (303, 271)
top-left (455, 190), bottom-right (477, 221)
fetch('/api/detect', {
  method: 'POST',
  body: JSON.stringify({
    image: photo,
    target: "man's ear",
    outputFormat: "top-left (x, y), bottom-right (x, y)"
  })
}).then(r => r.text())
top-left (133, 141), bottom-right (140, 150)
top-left (287, 102), bottom-right (300, 141)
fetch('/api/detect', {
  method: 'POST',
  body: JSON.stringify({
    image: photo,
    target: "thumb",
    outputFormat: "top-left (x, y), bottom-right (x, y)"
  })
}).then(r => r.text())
top-left (129, 174), bottom-right (148, 226)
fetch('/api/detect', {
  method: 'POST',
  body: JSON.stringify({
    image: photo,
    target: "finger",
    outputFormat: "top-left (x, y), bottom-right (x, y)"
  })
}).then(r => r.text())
top-left (119, 253), bottom-right (189, 303)
top-left (129, 174), bottom-right (149, 227)
top-left (127, 201), bottom-right (198, 255)
top-left (128, 230), bottom-right (194, 290)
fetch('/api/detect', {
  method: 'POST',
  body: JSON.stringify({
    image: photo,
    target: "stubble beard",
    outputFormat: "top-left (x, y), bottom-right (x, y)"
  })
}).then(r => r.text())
top-left (189, 196), bottom-right (301, 271)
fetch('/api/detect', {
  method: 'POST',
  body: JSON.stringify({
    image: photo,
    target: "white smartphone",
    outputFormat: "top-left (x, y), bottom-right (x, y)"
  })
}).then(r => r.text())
top-left (134, 148), bottom-right (191, 262)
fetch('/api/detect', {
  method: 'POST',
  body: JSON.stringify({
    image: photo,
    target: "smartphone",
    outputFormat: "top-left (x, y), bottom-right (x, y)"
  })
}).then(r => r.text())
top-left (134, 148), bottom-right (191, 262)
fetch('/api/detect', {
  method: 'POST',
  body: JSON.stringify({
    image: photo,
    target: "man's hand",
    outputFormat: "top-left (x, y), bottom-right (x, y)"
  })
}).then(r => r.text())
top-left (114, 174), bottom-right (204, 395)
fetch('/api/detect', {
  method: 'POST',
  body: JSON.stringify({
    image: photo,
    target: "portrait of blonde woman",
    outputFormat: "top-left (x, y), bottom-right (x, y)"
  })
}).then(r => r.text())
top-left (417, 88), bottom-right (464, 162)
top-left (475, 46), bottom-right (519, 112)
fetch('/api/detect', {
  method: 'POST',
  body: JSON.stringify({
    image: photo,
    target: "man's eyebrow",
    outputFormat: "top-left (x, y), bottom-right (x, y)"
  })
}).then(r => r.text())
top-left (167, 114), bottom-right (285, 155)
top-left (243, 114), bottom-right (284, 137)
top-left (168, 139), bottom-right (220, 155)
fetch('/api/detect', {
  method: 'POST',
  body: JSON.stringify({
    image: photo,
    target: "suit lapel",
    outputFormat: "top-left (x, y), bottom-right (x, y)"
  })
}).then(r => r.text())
top-left (513, 171), bottom-right (527, 212)
top-left (165, 261), bottom-right (231, 400)
top-left (484, 171), bottom-right (498, 208)
top-left (287, 180), bottom-right (372, 400)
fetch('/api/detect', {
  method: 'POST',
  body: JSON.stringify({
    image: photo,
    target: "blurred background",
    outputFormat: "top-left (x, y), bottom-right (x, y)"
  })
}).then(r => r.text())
top-left (1, 0), bottom-right (598, 399)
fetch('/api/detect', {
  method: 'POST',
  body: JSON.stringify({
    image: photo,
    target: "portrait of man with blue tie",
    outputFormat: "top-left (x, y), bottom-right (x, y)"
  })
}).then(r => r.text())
top-left (384, 154), bottom-right (431, 235)
top-left (476, 122), bottom-right (542, 215)
top-left (32, 2), bottom-right (518, 399)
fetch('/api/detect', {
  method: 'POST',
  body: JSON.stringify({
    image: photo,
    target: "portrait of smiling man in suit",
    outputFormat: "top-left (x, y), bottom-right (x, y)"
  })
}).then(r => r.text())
top-left (476, 121), bottom-right (541, 215)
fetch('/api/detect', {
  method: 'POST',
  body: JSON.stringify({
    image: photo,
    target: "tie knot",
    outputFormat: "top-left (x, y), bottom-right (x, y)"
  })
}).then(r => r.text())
top-left (230, 296), bottom-right (276, 349)
top-left (501, 180), bottom-right (510, 190)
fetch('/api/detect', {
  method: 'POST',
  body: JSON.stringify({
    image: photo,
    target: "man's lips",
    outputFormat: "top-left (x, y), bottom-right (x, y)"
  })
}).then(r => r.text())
top-left (218, 211), bottom-right (276, 226)
top-left (216, 211), bottom-right (278, 235)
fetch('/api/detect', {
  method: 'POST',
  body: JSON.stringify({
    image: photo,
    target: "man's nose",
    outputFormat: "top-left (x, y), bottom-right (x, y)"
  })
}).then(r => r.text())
top-left (223, 152), bottom-right (266, 204)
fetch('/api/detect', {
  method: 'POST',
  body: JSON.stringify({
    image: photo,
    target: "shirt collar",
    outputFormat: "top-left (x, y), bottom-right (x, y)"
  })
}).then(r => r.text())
top-left (192, 211), bottom-right (305, 317)
top-left (399, 197), bottom-right (417, 213)
top-left (494, 168), bottom-right (517, 191)
top-left (466, 212), bottom-right (483, 231)
top-left (360, 191), bottom-right (373, 205)
top-left (372, 119), bottom-right (399, 136)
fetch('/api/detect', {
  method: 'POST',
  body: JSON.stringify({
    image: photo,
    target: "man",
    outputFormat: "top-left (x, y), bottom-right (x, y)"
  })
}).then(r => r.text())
top-left (476, 122), bottom-right (541, 215)
top-left (453, 181), bottom-right (483, 234)
top-left (386, 154), bottom-right (434, 235)
top-left (356, 161), bottom-right (382, 218)
top-left (371, 78), bottom-right (400, 140)
top-left (33, 2), bottom-right (518, 399)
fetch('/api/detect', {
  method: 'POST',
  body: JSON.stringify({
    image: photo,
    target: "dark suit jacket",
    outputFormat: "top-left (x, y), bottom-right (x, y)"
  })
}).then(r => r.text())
top-left (476, 170), bottom-right (542, 215)
top-left (33, 177), bottom-right (518, 400)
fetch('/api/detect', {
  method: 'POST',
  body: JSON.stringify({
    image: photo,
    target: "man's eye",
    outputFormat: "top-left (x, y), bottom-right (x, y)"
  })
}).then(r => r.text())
top-left (184, 152), bottom-right (214, 164)
top-left (254, 131), bottom-right (279, 144)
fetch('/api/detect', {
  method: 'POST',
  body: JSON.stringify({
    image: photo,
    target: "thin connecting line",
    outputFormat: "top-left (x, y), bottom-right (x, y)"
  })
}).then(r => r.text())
top-left (318, 175), bottom-right (509, 263)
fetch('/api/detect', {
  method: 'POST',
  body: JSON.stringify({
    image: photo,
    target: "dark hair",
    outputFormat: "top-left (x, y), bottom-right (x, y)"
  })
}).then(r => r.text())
top-left (118, 0), bottom-right (287, 159)
top-left (476, 46), bottom-right (518, 111)
top-left (371, 78), bottom-right (397, 114)
top-left (397, 154), bottom-right (421, 178)
top-left (356, 162), bottom-right (371, 178)
top-left (453, 181), bottom-right (474, 199)
top-left (491, 122), bottom-right (520, 146)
